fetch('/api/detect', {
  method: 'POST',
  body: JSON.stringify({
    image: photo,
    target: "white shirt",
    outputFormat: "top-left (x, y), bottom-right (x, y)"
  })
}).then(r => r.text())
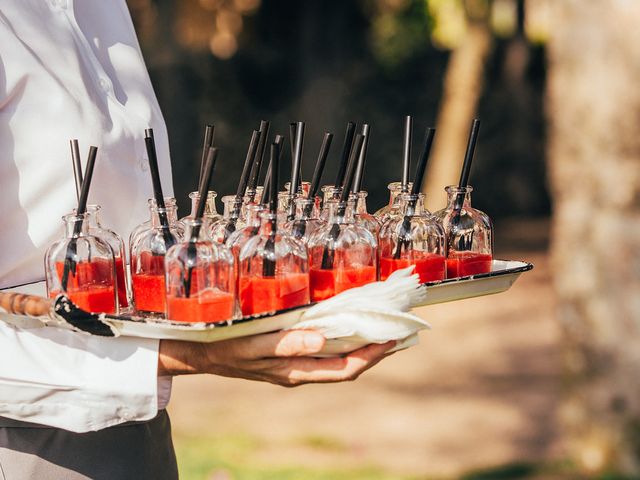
top-left (0, 0), bottom-right (174, 431)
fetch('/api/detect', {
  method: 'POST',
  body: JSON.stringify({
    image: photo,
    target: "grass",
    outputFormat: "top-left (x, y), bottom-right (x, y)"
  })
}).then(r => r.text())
top-left (173, 433), bottom-right (640, 480)
top-left (173, 432), bottom-right (423, 480)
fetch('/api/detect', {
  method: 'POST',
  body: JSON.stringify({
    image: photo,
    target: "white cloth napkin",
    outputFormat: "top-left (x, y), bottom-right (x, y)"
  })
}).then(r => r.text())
top-left (288, 267), bottom-right (430, 356)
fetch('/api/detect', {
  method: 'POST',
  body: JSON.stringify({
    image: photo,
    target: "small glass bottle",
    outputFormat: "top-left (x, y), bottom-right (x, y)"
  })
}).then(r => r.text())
top-left (165, 218), bottom-right (236, 323)
top-left (45, 213), bottom-right (118, 314)
top-left (320, 185), bottom-right (341, 222)
top-left (379, 193), bottom-right (446, 283)
top-left (307, 200), bottom-right (377, 302)
top-left (81, 205), bottom-right (129, 309)
top-left (284, 181), bottom-right (311, 197)
top-left (243, 186), bottom-right (264, 206)
top-left (435, 185), bottom-right (493, 278)
top-left (374, 181), bottom-right (413, 225)
top-left (226, 204), bottom-right (265, 257)
top-left (350, 191), bottom-right (380, 239)
top-left (129, 197), bottom-right (183, 261)
top-left (179, 191), bottom-right (222, 231)
top-left (283, 197), bottom-right (325, 245)
top-left (238, 211), bottom-right (310, 316)
top-left (130, 205), bottom-right (182, 314)
top-left (210, 195), bottom-right (246, 244)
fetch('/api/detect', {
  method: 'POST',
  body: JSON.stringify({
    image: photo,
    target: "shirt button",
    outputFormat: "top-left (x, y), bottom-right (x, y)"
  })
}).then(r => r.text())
top-left (140, 158), bottom-right (149, 172)
top-left (99, 77), bottom-right (111, 93)
top-left (51, 0), bottom-right (68, 9)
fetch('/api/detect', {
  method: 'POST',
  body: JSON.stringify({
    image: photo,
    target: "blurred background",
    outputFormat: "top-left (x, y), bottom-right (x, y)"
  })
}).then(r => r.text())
top-left (127, 0), bottom-right (640, 478)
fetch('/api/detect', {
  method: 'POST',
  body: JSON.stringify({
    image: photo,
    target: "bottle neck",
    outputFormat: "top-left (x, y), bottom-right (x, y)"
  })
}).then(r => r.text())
top-left (445, 186), bottom-right (473, 209)
top-left (321, 185), bottom-right (341, 204)
top-left (222, 195), bottom-right (243, 220)
top-left (294, 198), bottom-right (318, 220)
top-left (150, 206), bottom-right (178, 228)
top-left (246, 205), bottom-right (266, 226)
top-left (351, 191), bottom-right (369, 215)
top-left (74, 204), bottom-right (101, 229)
top-left (325, 200), bottom-right (355, 224)
top-left (63, 213), bottom-right (90, 238)
top-left (399, 193), bottom-right (426, 216)
top-left (183, 219), bottom-right (209, 242)
top-left (387, 181), bottom-right (412, 207)
top-left (189, 191), bottom-right (218, 217)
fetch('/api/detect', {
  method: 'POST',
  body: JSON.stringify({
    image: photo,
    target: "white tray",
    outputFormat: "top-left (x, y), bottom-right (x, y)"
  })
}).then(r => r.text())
top-left (0, 260), bottom-right (532, 343)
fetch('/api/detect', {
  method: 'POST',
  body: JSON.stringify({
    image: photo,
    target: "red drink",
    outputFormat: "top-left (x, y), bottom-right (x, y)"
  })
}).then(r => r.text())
top-left (132, 273), bottom-right (165, 313)
top-left (446, 251), bottom-right (492, 278)
top-left (132, 251), bottom-right (166, 313)
top-left (114, 256), bottom-right (128, 308)
top-left (239, 273), bottom-right (310, 316)
top-left (167, 289), bottom-right (235, 323)
top-left (379, 253), bottom-right (446, 283)
top-left (309, 265), bottom-right (376, 302)
top-left (50, 286), bottom-right (116, 314)
top-left (53, 260), bottom-right (117, 313)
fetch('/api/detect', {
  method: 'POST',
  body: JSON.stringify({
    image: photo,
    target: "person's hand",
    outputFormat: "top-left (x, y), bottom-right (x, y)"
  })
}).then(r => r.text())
top-left (158, 330), bottom-right (395, 387)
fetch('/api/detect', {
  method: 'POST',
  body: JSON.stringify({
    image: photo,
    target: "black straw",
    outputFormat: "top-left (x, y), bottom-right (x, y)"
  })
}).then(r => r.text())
top-left (289, 121), bottom-right (305, 197)
top-left (454, 118), bottom-right (481, 210)
top-left (333, 121), bottom-right (356, 198)
top-left (401, 115), bottom-right (412, 193)
top-left (262, 142), bottom-right (280, 277)
top-left (144, 128), bottom-right (174, 249)
top-left (247, 120), bottom-right (270, 196)
top-left (61, 146), bottom-right (98, 291)
top-left (70, 139), bottom-right (83, 201)
top-left (352, 124), bottom-right (370, 193)
top-left (309, 133), bottom-right (333, 200)
top-left (198, 124), bottom-right (214, 187)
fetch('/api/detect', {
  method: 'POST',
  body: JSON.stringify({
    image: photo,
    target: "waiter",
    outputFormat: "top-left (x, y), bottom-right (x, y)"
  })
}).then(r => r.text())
top-left (0, 1), bottom-right (394, 478)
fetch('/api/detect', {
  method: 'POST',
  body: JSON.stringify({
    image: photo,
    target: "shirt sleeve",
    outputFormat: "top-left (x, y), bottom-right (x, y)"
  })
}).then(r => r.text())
top-left (0, 322), bottom-right (160, 433)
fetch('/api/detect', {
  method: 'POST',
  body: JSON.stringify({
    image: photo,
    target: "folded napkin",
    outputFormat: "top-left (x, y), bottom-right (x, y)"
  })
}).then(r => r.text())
top-left (288, 266), bottom-right (430, 356)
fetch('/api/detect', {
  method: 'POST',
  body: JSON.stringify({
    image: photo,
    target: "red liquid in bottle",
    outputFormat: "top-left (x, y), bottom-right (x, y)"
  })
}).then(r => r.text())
top-left (132, 252), bottom-right (166, 313)
top-left (309, 265), bottom-right (376, 302)
top-left (114, 256), bottom-right (128, 308)
top-left (379, 253), bottom-right (446, 283)
top-left (49, 286), bottom-right (117, 313)
top-left (53, 261), bottom-right (117, 313)
top-left (239, 273), bottom-right (310, 316)
top-left (446, 251), bottom-right (492, 278)
top-left (167, 289), bottom-right (235, 323)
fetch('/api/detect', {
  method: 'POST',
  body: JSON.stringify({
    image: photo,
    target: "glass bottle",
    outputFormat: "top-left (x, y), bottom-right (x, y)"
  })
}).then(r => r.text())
top-left (165, 218), bottom-right (236, 323)
top-left (81, 204), bottom-right (129, 309)
top-left (45, 213), bottom-right (118, 314)
top-left (129, 197), bottom-right (183, 261)
top-left (379, 193), bottom-right (446, 283)
top-left (243, 186), bottom-right (264, 206)
top-left (226, 204), bottom-right (265, 257)
top-left (307, 200), bottom-right (377, 302)
top-left (284, 181), bottom-right (311, 197)
top-left (130, 205), bottom-right (182, 314)
top-left (283, 197), bottom-right (325, 245)
top-left (210, 195), bottom-right (246, 244)
top-left (350, 191), bottom-right (380, 239)
top-left (320, 185), bottom-right (341, 222)
top-left (238, 211), bottom-right (310, 316)
top-left (179, 191), bottom-right (222, 230)
top-left (435, 185), bottom-right (493, 278)
top-left (374, 181), bottom-right (413, 225)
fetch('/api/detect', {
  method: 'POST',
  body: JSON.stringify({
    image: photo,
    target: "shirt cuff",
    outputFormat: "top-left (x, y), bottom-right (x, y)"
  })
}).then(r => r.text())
top-left (0, 322), bottom-right (160, 433)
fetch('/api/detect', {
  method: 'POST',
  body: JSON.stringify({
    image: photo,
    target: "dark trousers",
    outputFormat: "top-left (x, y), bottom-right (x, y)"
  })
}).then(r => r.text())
top-left (0, 410), bottom-right (177, 480)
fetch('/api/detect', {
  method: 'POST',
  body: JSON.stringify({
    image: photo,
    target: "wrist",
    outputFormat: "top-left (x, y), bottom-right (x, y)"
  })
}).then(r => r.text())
top-left (158, 340), bottom-right (206, 376)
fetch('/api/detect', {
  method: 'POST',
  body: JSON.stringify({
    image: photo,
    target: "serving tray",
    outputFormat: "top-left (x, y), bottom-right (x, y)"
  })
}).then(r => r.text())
top-left (0, 260), bottom-right (532, 343)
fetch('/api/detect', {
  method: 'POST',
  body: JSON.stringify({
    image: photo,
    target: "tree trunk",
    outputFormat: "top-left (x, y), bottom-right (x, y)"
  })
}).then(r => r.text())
top-left (423, 21), bottom-right (492, 212)
top-left (547, 0), bottom-right (640, 474)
